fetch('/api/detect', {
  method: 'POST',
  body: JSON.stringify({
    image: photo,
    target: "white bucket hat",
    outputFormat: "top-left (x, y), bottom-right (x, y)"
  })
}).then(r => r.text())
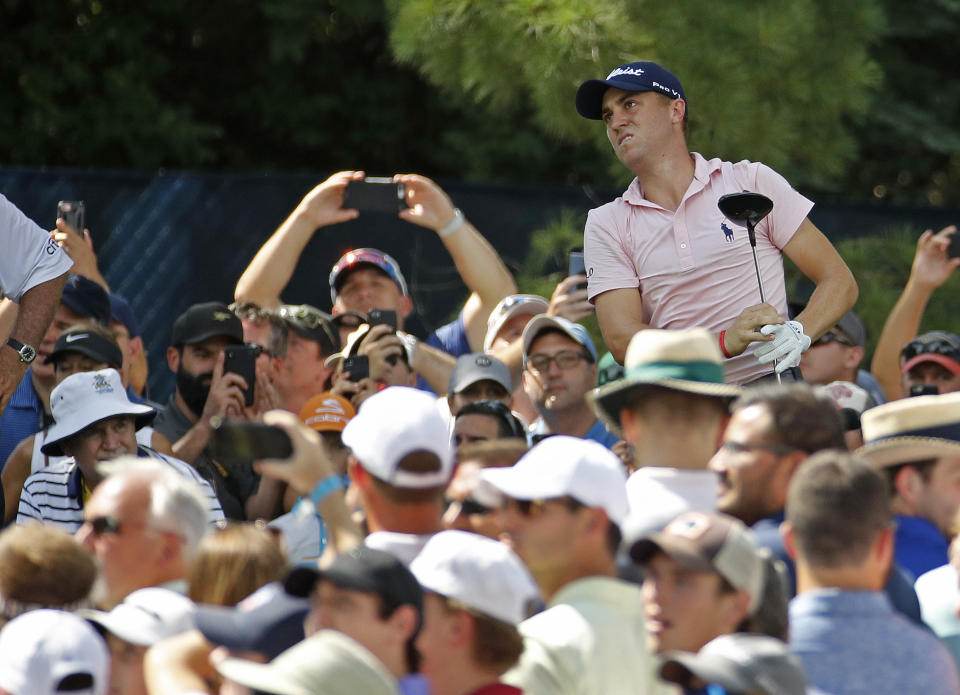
top-left (41, 368), bottom-right (155, 456)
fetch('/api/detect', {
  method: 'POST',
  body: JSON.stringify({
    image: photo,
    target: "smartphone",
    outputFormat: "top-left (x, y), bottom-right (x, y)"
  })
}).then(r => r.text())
top-left (367, 308), bottom-right (398, 332)
top-left (57, 200), bottom-right (85, 232)
top-left (223, 345), bottom-right (258, 407)
top-left (343, 354), bottom-right (370, 382)
top-left (343, 178), bottom-right (407, 214)
top-left (568, 246), bottom-right (587, 291)
top-left (909, 383), bottom-right (939, 397)
top-left (209, 422), bottom-right (293, 462)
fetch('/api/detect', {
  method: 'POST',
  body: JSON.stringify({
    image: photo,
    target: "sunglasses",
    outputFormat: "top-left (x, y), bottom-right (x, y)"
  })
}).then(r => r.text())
top-left (814, 331), bottom-right (855, 347)
top-left (508, 497), bottom-right (584, 517)
top-left (86, 515), bottom-right (125, 536)
top-left (445, 498), bottom-right (494, 517)
top-left (902, 332), bottom-right (960, 362)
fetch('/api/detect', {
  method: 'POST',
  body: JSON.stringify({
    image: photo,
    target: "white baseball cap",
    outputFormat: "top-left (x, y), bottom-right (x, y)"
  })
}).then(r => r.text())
top-left (483, 294), bottom-right (550, 352)
top-left (42, 368), bottom-right (155, 456)
top-left (79, 587), bottom-right (196, 646)
top-left (410, 530), bottom-right (541, 625)
top-left (0, 609), bottom-right (109, 695)
top-left (480, 435), bottom-right (628, 524)
top-left (342, 386), bottom-right (454, 489)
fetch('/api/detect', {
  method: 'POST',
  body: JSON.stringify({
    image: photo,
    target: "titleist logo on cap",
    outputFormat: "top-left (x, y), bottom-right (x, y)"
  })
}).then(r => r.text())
top-left (607, 66), bottom-right (645, 79)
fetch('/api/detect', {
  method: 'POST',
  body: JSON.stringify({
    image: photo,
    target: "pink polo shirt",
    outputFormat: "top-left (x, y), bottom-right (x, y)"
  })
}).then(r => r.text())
top-left (584, 153), bottom-right (813, 384)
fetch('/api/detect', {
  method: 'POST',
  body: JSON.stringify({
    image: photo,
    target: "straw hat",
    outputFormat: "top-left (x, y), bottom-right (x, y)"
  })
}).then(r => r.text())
top-left (855, 392), bottom-right (960, 467)
top-left (587, 329), bottom-right (741, 437)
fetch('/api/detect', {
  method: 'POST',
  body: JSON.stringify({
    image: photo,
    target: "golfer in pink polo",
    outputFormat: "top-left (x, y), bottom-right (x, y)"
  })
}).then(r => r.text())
top-left (576, 61), bottom-right (857, 385)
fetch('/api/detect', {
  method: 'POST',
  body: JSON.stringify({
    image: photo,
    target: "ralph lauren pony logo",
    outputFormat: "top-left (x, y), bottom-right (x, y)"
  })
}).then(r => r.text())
top-left (721, 222), bottom-right (735, 243)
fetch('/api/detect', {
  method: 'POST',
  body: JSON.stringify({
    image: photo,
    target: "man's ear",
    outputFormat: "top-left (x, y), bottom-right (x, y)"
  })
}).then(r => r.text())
top-left (166, 346), bottom-right (180, 374)
top-left (780, 520), bottom-right (797, 560)
top-left (621, 407), bottom-right (640, 446)
top-left (844, 345), bottom-right (865, 371)
top-left (726, 588), bottom-right (752, 630)
top-left (129, 336), bottom-right (145, 360)
top-left (390, 604), bottom-right (421, 644)
top-left (398, 295), bottom-right (414, 320)
top-left (893, 465), bottom-right (922, 507)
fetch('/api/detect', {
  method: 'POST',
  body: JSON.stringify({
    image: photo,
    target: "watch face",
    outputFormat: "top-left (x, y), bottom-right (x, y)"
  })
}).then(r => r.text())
top-left (19, 344), bottom-right (36, 363)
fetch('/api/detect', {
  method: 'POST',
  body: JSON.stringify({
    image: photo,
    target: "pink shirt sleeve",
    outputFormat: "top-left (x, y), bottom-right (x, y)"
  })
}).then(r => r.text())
top-left (751, 163), bottom-right (814, 249)
top-left (584, 202), bottom-right (640, 302)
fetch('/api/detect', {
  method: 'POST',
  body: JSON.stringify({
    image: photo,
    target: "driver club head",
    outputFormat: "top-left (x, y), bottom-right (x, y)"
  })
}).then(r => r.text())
top-left (718, 192), bottom-right (774, 227)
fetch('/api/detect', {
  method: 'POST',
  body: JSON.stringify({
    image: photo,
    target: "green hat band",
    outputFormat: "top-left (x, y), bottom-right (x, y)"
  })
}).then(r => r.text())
top-left (625, 360), bottom-right (724, 384)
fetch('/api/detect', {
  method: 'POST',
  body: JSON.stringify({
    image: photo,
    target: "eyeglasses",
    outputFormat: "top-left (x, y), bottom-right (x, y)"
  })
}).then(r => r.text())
top-left (902, 332), bottom-right (960, 362)
top-left (526, 350), bottom-right (590, 374)
top-left (718, 440), bottom-right (799, 457)
top-left (814, 331), bottom-right (855, 347)
top-left (332, 311), bottom-right (367, 332)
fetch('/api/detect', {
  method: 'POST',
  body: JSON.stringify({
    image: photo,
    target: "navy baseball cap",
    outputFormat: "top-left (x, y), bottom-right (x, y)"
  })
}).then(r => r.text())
top-left (109, 293), bottom-right (140, 338)
top-left (576, 61), bottom-right (686, 120)
top-left (329, 248), bottom-right (408, 304)
top-left (60, 274), bottom-right (111, 325)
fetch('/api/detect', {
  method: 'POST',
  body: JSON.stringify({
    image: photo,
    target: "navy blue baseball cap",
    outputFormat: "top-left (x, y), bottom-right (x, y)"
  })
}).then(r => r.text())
top-left (109, 293), bottom-right (140, 338)
top-left (60, 274), bottom-right (112, 325)
top-left (576, 61), bottom-right (686, 120)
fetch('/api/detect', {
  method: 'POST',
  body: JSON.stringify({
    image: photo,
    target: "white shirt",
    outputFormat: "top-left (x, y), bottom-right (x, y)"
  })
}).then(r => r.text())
top-left (0, 194), bottom-right (73, 302)
top-left (622, 467), bottom-right (718, 537)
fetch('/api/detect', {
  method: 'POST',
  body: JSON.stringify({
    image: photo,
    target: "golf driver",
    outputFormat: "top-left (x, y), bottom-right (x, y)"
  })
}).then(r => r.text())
top-left (718, 191), bottom-right (779, 382)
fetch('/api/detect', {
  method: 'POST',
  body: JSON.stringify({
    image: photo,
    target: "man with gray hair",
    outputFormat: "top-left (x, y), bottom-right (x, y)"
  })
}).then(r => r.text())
top-left (76, 457), bottom-right (211, 609)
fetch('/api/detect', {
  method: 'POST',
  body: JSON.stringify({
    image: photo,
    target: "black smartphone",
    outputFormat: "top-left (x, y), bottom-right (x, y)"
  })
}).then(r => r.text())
top-left (343, 177), bottom-right (407, 214)
top-left (209, 421), bottom-right (293, 462)
top-left (343, 354), bottom-right (370, 382)
top-left (57, 200), bottom-right (85, 232)
top-left (223, 344), bottom-right (258, 407)
top-left (568, 246), bottom-right (587, 291)
top-left (367, 308), bottom-right (398, 332)
top-left (909, 383), bottom-right (939, 397)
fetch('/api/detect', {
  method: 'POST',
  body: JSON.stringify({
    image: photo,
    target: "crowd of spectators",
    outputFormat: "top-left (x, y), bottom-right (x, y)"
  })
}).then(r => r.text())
top-left (2, 59), bottom-right (960, 695)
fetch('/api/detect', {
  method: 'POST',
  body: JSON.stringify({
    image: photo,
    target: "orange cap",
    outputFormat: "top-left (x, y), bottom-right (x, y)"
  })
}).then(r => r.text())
top-left (299, 392), bottom-right (356, 433)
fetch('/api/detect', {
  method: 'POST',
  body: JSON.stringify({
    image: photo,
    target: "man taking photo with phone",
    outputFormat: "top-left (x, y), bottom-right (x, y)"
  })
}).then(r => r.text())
top-left (234, 171), bottom-right (517, 394)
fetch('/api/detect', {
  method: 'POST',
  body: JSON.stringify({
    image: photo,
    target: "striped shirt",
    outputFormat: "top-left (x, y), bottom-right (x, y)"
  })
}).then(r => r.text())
top-left (16, 446), bottom-right (225, 533)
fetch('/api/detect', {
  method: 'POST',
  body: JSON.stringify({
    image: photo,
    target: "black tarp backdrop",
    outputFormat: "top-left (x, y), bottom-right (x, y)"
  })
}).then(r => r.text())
top-left (3, 166), bottom-right (959, 399)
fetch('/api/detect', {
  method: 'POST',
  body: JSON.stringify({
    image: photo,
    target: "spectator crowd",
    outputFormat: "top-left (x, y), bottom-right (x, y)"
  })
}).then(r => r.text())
top-left (2, 60), bottom-right (960, 695)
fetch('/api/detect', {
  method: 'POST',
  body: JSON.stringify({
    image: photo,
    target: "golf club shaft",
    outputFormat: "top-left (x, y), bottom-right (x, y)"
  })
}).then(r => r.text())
top-left (748, 222), bottom-right (781, 383)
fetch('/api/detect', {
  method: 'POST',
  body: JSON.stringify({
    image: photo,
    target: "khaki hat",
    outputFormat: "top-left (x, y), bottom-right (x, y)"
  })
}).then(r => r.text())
top-left (587, 328), bottom-right (741, 437)
top-left (856, 391), bottom-right (960, 467)
top-left (630, 512), bottom-right (765, 614)
top-left (216, 629), bottom-right (398, 695)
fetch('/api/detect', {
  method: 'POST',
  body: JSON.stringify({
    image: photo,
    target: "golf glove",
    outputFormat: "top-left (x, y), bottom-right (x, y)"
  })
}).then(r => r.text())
top-left (753, 320), bottom-right (811, 373)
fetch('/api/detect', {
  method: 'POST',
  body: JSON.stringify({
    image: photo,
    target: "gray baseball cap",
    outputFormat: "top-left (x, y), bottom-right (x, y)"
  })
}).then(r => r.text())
top-left (449, 353), bottom-right (512, 395)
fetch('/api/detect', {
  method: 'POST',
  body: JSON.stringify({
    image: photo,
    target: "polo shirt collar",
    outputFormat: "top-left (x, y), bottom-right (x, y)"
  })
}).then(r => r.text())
top-left (621, 152), bottom-right (718, 208)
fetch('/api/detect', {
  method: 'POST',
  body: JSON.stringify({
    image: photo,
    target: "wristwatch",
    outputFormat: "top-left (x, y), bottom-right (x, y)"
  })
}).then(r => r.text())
top-left (5, 338), bottom-right (37, 364)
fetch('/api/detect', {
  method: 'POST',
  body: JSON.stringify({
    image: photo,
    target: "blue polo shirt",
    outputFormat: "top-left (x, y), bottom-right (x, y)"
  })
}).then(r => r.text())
top-left (0, 370), bottom-right (47, 470)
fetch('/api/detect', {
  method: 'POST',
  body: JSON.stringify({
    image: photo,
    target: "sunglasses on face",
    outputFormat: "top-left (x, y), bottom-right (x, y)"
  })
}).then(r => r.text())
top-left (86, 515), bottom-right (123, 536)
top-left (445, 498), bottom-right (494, 516)
top-left (507, 497), bottom-right (584, 517)
top-left (902, 332), bottom-right (960, 362)
top-left (526, 350), bottom-right (590, 374)
top-left (814, 331), bottom-right (855, 347)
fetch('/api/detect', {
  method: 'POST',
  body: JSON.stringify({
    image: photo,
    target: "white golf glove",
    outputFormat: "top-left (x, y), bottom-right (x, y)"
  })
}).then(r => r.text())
top-left (753, 320), bottom-right (811, 373)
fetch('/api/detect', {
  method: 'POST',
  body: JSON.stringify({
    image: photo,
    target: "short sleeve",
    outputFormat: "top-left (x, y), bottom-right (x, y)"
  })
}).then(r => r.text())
top-left (0, 195), bottom-right (73, 302)
top-left (584, 204), bottom-right (640, 303)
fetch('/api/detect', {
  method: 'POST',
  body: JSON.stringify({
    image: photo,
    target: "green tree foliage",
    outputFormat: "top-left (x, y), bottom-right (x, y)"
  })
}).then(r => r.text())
top-left (387, 0), bottom-right (885, 189)
top-left (0, 0), bottom-right (609, 181)
top-left (834, 0), bottom-right (960, 205)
